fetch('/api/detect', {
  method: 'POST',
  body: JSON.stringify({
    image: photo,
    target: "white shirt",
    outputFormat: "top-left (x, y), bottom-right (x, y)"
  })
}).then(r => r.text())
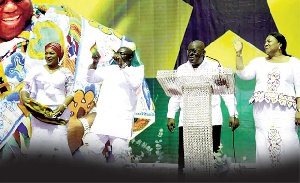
top-left (87, 64), bottom-right (144, 139)
top-left (236, 57), bottom-right (300, 97)
top-left (167, 58), bottom-right (238, 127)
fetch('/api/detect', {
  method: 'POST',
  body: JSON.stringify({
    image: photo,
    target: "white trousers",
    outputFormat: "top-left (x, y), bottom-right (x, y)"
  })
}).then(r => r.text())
top-left (78, 132), bottom-right (130, 168)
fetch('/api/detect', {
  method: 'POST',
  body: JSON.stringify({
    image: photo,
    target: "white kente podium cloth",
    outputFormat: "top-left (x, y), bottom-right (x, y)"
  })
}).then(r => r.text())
top-left (156, 68), bottom-right (234, 176)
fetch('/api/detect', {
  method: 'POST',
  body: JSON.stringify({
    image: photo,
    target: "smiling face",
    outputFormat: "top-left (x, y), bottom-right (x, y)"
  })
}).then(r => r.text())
top-left (45, 47), bottom-right (59, 68)
top-left (187, 40), bottom-right (205, 66)
top-left (117, 47), bottom-right (133, 61)
top-left (114, 47), bottom-right (133, 66)
top-left (0, 0), bottom-right (33, 42)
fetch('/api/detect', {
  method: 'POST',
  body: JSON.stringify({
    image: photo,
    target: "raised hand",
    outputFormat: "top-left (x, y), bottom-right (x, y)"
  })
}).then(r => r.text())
top-left (233, 37), bottom-right (243, 53)
top-left (113, 52), bottom-right (125, 68)
top-left (89, 51), bottom-right (101, 69)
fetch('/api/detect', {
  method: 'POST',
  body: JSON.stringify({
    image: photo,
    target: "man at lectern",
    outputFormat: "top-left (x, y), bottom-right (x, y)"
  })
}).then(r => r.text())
top-left (166, 40), bottom-right (240, 177)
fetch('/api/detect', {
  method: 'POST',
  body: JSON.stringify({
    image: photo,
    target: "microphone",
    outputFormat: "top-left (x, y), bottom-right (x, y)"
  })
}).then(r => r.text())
top-left (205, 55), bottom-right (228, 87)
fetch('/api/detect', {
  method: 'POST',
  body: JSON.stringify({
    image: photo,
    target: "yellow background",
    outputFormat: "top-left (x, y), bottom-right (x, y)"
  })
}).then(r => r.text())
top-left (32, 0), bottom-right (192, 78)
top-left (32, 0), bottom-right (300, 76)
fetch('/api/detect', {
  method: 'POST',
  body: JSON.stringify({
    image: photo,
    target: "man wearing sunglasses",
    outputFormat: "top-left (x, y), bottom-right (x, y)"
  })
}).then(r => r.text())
top-left (78, 46), bottom-right (144, 169)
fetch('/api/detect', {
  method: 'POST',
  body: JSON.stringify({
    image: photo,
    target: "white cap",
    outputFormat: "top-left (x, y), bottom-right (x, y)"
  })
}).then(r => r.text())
top-left (121, 36), bottom-right (136, 51)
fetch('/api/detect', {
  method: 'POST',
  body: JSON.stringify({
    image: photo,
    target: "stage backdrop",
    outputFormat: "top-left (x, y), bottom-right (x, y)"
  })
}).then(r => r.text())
top-left (26, 0), bottom-right (300, 164)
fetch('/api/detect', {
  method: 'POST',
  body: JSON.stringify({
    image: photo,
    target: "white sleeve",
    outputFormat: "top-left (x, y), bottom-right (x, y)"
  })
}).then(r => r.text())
top-left (236, 57), bottom-right (260, 80)
top-left (87, 67), bottom-right (105, 83)
top-left (122, 65), bottom-right (144, 91)
top-left (167, 96), bottom-right (181, 119)
top-left (221, 94), bottom-right (238, 117)
top-left (21, 65), bottom-right (40, 98)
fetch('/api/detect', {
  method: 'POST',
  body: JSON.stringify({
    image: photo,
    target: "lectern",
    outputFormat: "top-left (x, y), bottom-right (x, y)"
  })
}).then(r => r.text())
top-left (156, 67), bottom-right (235, 176)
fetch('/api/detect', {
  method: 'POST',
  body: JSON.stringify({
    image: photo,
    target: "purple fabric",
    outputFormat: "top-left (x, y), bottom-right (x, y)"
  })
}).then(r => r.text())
top-left (176, 0), bottom-right (278, 69)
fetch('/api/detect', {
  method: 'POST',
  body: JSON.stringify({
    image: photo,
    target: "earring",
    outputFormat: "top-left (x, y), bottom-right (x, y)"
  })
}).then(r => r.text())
top-left (58, 58), bottom-right (61, 66)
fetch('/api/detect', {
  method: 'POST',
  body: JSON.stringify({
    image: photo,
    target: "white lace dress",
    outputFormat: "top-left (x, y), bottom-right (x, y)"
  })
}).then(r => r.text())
top-left (237, 57), bottom-right (300, 170)
top-left (21, 65), bottom-right (74, 162)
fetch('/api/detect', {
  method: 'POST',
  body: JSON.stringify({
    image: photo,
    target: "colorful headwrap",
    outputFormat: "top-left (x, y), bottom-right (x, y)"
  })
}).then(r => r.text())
top-left (45, 42), bottom-right (64, 61)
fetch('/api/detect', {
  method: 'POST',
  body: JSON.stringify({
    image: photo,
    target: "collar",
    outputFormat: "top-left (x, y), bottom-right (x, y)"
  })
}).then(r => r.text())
top-left (187, 57), bottom-right (208, 69)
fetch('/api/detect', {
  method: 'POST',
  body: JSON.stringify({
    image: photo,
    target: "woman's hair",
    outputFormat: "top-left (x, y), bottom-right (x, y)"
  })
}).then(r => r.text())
top-left (268, 32), bottom-right (291, 57)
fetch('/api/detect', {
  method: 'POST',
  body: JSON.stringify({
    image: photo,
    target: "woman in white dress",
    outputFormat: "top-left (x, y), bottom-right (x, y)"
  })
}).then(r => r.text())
top-left (20, 42), bottom-right (74, 162)
top-left (233, 32), bottom-right (300, 171)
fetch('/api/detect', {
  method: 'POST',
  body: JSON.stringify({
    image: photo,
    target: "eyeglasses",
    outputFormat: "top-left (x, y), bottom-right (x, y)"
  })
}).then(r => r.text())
top-left (116, 52), bottom-right (132, 56)
top-left (0, 0), bottom-right (24, 7)
top-left (188, 49), bottom-right (206, 56)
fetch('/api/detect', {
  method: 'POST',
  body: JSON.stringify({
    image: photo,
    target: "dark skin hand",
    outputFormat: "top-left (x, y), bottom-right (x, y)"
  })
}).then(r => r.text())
top-left (229, 116), bottom-right (240, 131)
top-left (113, 52), bottom-right (126, 68)
top-left (112, 47), bottom-right (133, 68)
top-left (167, 118), bottom-right (176, 133)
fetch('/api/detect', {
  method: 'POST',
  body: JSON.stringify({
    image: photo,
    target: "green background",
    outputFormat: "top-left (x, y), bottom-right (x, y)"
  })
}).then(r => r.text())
top-left (130, 75), bottom-right (300, 164)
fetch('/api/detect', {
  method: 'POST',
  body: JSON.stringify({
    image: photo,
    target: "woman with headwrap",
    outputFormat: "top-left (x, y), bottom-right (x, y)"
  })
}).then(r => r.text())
top-left (20, 42), bottom-right (74, 162)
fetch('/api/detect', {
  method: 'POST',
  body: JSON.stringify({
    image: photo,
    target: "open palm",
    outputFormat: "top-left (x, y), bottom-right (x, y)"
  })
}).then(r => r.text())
top-left (233, 37), bottom-right (243, 53)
